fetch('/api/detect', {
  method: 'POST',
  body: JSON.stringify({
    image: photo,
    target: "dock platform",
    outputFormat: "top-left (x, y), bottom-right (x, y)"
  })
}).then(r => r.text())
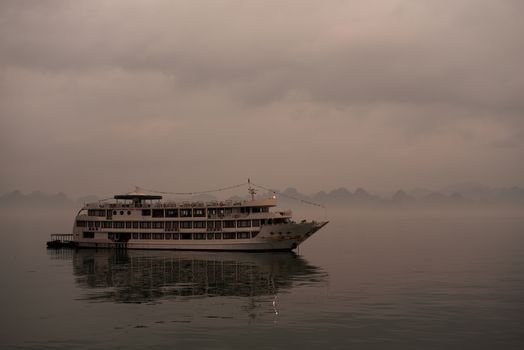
top-left (47, 234), bottom-right (76, 248)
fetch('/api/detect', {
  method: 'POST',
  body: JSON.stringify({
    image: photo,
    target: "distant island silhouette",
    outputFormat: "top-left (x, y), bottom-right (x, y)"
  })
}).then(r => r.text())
top-left (2, 184), bottom-right (523, 209)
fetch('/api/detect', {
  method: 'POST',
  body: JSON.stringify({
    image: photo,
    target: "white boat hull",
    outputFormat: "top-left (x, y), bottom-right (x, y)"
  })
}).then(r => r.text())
top-left (74, 221), bottom-right (327, 251)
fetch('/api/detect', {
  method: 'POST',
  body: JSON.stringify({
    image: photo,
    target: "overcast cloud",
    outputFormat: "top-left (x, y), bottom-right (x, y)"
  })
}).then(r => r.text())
top-left (1, 0), bottom-right (523, 197)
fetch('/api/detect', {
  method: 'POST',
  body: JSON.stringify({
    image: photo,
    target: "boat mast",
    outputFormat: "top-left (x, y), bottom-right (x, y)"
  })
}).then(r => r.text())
top-left (248, 178), bottom-right (257, 200)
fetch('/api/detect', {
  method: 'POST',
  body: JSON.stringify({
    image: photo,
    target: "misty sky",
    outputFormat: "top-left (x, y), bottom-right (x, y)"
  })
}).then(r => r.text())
top-left (1, 0), bottom-right (523, 197)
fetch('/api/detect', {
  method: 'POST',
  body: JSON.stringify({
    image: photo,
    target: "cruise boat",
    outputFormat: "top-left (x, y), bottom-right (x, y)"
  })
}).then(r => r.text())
top-left (67, 186), bottom-right (328, 251)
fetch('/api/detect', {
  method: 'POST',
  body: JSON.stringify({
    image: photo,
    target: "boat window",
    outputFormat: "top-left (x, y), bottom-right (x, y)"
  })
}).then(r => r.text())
top-left (194, 209), bottom-right (206, 217)
top-left (88, 209), bottom-right (106, 217)
top-left (114, 222), bottom-right (125, 228)
top-left (194, 233), bottom-right (205, 240)
top-left (237, 232), bottom-right (250, 239)
top-left (180, 233), bottom-right (192, 240)
top-left (101, 221), bottom-right (112, 228)
top-left (252, 219), bottom-right (260, 227)
top-left (251, 232), bottom-right (259, 238)
top-left (224, 208), bottom-right (232, 216)
top-left (237, 220), bottom-right (251, 227)
top-left (207, 233), bottom-right (214, 240)
top-left (125, 221), bottom-right (132, 228)
top-left (173, 233), bottom-right (179, 240)
top-left (165, 209), bottom-right (178, 217)
top-left (214, 233), bottom-right (222, 239)
top-left (140, 221), bottom-right (152, 229)
top-left (76, 220), bottom-right (87, 227)
top-left (193, 221), bottom-right (206, 229)
top-left (132, 221), bottom-right (139, 229)
top-left (152, 209), bottom-right (164, 218)
top-left (94, 221), bottom-right (100, 228)
top-left (142, 209), bottom-right (151, 216)
top-left (165, 233), bottom-right (172, 239)
top-left (180, 209), bottom-right (192, 217)
top-left (223, 232), bottom-right (236, 239)
top-left (251, 207), bottom-right (261, 213)
top-left (83, 232), bottom-right (95, 239)
top-left (152, 222), bottom-right (164, 229)
top-left (180, 221), bottom-right (192, 229)
top-left (223, 220), bottom-right (236, 228)
top-left (152, 233), bottom-right (164, 239)
top-left (140, 233), bottom-right (151, 239)
top-left (132, 233), bottom-right (138, 239)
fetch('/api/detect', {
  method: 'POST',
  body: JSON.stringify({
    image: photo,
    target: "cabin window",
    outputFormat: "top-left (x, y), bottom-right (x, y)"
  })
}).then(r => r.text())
top-left (180, 221), bottom-right (192, 229)
top-left (240, 207), bottom-right (250, 214)
top-left (193, 221), bottom-right (206, 229)
top-left (224, 208), bottom-right (232, 216)
top-left (152, 222), bottom-right (164, 229)
top-left (88, 209), bottom-right (106, 217)
top-left (208, 208), bottom-right (217, 217)
top-left (173, 233), bottom-right (179, 240)
top-left (180, 233), bottom-right (192, 240)
top-left (83, 232), bottom-right (95, 239)
top-left (214, 233), bottom-right (222, 239)
top-left (88, 221), bottom-right (94, 228)
top-left (94, 221), bottom-right (100, 228)
top-left (113, 221), bottom-right (125, 229)
top-left (237, 232), bottom-right (250, 239)
top-left (194, 233), bottom-right (205, 240)
top-left (76, 220), bottom-right (87, 227)
top-left (142, 209), bottom-right (151, 216)
top-left (194, 209), bottom-right (205, 217)
top-left (237, 220), bottom-right (251, 227)
top-left (101, 221), bottom-right (112, 228)
top-left (132, 221), bottom-right (139, 229)
top-left (140, 233), bottom-right (151, 239)
top-left (251, 207), bottom-right (261, 213)
top-left (152, 209), bottom-right (164, 218)
top-left (207, 233), bottom-right (214, 240)
top-left (223, 220), bottom-right (236, 228)
top-left (125, 221), bottom-right (132, 228)
top-left (152, 233), bottom-right (164, 239)
top-left (180, 209), bottom-right (192, 217)
top-left (140, 222), bottom-right (151, 229)
top-left (223, 232), bottom-right (236, 239)
top-left (165, 233), bottom-right (172, 239)
top-left (132, 233), bottom-right (139, 239)
top-left (251, 232), bottom-right (259, 238)
top-left (165, 209), bottom-right (178, 217)
top-left (252, 219), bottom-right (260, 227)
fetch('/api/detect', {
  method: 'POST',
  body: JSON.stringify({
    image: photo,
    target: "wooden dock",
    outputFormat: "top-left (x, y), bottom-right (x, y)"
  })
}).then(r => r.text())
top-left (47, 234), bottom-right (76, 248)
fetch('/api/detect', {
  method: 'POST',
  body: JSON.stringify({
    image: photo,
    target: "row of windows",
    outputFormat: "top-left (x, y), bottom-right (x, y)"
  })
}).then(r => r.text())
top-left (78, 220), bottom-right (263, 229)
top-left (82, 232), bottom-right (257, 240)
top-left (88, 207), bottom-right (271, 217)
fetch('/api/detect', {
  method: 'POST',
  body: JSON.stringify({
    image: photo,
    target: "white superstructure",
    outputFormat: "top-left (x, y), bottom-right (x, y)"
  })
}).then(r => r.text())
top-left (72, 188), bottom-right (328, 251)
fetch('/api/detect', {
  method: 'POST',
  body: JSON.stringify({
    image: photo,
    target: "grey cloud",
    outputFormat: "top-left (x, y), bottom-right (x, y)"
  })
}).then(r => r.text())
top-left (1, 0), bottom-right (523, 195)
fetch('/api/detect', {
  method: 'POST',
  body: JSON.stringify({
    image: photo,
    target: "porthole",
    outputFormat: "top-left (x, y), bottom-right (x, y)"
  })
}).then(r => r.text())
top-left (127, 211), bottom-right (131, 215)
top-left (120, 211), bottom-right (124, 215)
top-left (113, 210), bottom-right (117, 215)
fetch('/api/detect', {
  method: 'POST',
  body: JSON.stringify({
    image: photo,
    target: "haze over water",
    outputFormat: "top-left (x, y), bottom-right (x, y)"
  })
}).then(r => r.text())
top-left (1, 0), bottom-right (524, 348)
top-left (1, 210), bottom-right (523, 349)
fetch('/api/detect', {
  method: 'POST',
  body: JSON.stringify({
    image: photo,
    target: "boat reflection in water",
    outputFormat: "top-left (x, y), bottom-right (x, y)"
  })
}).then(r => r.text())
top-left (55, 249), bottom-right (327, 305)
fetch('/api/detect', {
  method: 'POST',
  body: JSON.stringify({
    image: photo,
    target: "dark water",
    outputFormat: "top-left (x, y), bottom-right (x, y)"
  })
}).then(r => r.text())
top-left (1, 211), bottom-right (524, 349)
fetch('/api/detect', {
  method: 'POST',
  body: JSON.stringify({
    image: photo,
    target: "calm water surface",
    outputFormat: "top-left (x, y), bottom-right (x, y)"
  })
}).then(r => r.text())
top-left (1, 211), bottom-right (523, 349)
